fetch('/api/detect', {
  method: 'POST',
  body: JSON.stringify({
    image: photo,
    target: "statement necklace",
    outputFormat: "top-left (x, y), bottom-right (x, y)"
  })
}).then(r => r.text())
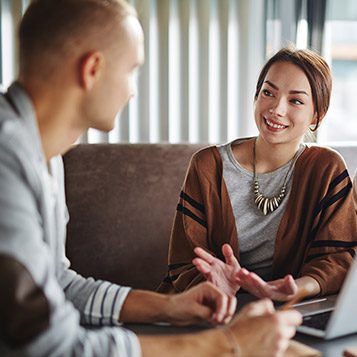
top-left (253, 139), bottom-right (298, 216)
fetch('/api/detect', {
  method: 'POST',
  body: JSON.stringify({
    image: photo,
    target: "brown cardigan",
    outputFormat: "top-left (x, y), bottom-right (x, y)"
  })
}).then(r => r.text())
top-left (158, 144), bottom-right (357, 296)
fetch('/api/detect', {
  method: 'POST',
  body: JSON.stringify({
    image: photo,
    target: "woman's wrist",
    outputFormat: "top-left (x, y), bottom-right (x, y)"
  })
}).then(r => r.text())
top-left (295, 276), bottom-right (321, 297)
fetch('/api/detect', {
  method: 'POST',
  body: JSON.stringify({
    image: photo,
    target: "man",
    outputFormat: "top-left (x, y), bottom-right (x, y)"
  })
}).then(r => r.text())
top-left (0, 0), bottom-right (301, 356)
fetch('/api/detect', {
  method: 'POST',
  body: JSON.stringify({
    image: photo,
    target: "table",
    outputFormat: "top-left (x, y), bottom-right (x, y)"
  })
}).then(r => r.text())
top-left (125, 322), bottom-right (357, 356)
top-left (124, 293), bottom-right (357, 356)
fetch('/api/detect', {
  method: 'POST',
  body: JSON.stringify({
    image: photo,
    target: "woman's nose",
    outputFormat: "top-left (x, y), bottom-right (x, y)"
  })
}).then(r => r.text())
top-left (270, 98), bottom-right (287, 117)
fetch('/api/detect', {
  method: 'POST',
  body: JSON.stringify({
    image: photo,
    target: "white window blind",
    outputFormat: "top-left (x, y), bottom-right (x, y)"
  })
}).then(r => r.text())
top-left (1, 0), bottom-right (266, 144)
top-left (88, 0), bottom-right (266, 144)
top-left (0, 0), bottom-right (28, 89)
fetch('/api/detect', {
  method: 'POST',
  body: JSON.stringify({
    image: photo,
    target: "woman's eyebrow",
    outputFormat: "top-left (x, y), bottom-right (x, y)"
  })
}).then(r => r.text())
top-left (264, 80), bottom-right (309, 96)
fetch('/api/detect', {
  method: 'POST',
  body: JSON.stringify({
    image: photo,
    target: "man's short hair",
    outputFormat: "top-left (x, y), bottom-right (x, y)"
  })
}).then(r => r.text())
top-left (19, 0), bottom-right (136, 78)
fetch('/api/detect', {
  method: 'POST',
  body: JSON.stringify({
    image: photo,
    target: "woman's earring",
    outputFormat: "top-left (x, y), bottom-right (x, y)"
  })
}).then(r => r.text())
top-left (269, 108), bottom-right (274, 113)
top-left (308, 123), bottom-right (317, 132)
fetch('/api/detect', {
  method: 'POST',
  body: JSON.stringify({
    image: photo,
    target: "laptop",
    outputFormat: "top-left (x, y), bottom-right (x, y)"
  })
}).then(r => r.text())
top-left (295, 257), bottom-right (357, 339)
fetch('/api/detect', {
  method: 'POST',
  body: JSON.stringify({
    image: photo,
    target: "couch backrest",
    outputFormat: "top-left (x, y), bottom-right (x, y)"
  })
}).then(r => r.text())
top-left (64, 143), bottom-right (204, 290)
top-left (63, 143), bottom-right (357, 291)
top-left (330, 144), bottom-right (357, 176)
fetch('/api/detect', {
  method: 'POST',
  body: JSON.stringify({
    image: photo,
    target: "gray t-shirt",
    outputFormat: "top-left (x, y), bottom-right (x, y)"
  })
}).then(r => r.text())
top-left (217, 139), bottom-right (305, 280)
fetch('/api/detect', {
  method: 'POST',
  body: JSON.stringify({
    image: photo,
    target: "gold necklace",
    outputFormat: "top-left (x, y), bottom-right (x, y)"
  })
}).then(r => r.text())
top-left (253, 139), bottom-right (298, 216)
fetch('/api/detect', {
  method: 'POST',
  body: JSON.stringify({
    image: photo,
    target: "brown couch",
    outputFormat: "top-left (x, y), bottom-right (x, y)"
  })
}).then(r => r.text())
top-left (64, 143), bottom-right (203, 291)
top-left (63, 143), bottom-right (357, 291)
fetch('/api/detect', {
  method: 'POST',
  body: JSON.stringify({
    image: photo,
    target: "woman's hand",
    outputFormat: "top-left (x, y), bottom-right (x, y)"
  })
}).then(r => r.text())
top-left (193, 244), bottom-right (241, 296)
top-left (235, 269), bottom-right (298, 301)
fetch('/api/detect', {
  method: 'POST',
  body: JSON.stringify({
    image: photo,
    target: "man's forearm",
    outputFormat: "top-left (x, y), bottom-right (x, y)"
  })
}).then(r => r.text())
top-left (138, 329), bottom-right (232, 357)
top-left (119, 289), bottom-right (174, 323)
top-left (120, 281), bottom-right (236, 326)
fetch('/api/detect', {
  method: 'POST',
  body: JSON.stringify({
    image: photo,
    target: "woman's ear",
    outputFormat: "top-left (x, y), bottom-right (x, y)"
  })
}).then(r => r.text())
top-left (310, 112), bottom-right (325, 131)
top-left (78, 51), bottom-right (104, 90)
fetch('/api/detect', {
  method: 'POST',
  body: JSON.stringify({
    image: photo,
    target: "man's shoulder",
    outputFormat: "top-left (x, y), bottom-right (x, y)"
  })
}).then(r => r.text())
top-left (0, 96), bottom-right (24, 147)
top-left (0, 106), bottom-right (39, 192)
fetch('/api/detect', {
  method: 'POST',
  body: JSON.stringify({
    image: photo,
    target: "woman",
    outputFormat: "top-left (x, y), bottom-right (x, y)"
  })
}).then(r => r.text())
top-left (159, 47), bottom-right (357, 301)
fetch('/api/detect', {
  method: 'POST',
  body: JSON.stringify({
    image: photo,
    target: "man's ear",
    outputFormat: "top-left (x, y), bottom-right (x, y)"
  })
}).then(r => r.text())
top-left (79, 51), bottom-right (104, 90)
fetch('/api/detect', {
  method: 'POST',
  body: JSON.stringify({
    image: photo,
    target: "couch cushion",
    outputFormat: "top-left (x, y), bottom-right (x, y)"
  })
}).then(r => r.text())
top-left (63, 143), bottom-right (203, 290)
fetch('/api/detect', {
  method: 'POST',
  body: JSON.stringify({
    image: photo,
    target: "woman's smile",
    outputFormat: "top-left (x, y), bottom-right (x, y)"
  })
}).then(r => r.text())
top-left (263, 117), bottom-right (288, 131)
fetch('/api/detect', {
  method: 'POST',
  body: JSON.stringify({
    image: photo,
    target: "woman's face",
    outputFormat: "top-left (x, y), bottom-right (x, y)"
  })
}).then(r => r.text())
top-left (254, 61), bottom-right (317, 147)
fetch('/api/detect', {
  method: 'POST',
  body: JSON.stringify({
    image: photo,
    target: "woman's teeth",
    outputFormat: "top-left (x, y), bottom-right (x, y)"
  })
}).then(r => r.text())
top-left (265, 118), bottom-right (286, 129)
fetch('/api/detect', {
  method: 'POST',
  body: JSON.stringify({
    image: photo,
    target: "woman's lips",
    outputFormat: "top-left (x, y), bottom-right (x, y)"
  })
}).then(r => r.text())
top-left (264, 117), bottom-right (288, 130)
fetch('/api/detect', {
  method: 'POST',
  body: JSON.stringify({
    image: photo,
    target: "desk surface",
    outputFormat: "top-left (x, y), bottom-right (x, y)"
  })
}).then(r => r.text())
top-left (124, 293), bottom-right (357, 356)
top-left (125, 322), bottom-right (357, 356)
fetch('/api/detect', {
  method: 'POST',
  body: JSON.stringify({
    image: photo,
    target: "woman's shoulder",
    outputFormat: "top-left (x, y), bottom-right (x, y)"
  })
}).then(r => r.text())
top-left (302, 144), bottom-right (346, 162)
top-left (299, 144), bottom-right (348, 171)
top-left (191, 137), bottom-right (253, 162)
top-left (190, 145), bottom-right (222, 168)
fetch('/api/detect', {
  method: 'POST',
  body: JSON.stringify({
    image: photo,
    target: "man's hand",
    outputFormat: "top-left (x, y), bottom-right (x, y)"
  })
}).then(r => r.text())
top-left (120, 282), bottom-right (236, 326)
top-left (229, 299), bottom-right (302, 357)
top-left (167, 281), bottom-right (237, 326)
top-left (235, 269), bottom-right (298, 301)
top-left (193, 244), bottom-right (241, 296)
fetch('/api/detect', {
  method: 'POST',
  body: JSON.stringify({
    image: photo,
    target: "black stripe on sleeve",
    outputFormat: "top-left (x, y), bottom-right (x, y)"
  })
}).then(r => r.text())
top-left (312, 172), bottom-right (351, 220)
top-left (327, 170), bottom-right (349, 193)
top-left (180, 191), bottom-right (205, 213)
top-left (308, 221), bottom-right (322, 243)
top-left (310, 240), bottom-right (357, 249)
top-left (322, 182), bottom-right (352, 210)
top-left (89, 283), bottom-right (102, 325)
top-left (110, 287), bottom-right (120, 326)
top-left (305, 248), bottom-right (356, 263)
top-left (99, 283), bottom-right (111, 326)
top-left (177, 203), bottom-right (208, 228)
top-left (309, 182), bottom-right (352, 243)
top-left (348, 249), bottom-right (356, 258)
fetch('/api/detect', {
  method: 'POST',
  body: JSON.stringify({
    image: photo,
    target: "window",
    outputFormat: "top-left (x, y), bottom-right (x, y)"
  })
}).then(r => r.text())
top-left (6, 0), bottom-right (356, 144)
top-left (321, 0), bottom-right (357, 143)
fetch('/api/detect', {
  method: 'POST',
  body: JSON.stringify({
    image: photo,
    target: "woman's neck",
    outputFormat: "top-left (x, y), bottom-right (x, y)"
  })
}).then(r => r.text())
top-left (254, 136), bottom-right (301, 174)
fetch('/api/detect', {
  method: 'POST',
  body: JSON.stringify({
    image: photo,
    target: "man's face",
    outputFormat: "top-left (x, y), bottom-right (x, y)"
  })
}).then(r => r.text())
top-left (86, 16), bottom-right (144, 132)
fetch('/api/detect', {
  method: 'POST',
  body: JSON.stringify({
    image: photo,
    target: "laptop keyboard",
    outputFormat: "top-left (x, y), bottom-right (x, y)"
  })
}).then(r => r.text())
top-left (302, 311), bottom-right (332, 330)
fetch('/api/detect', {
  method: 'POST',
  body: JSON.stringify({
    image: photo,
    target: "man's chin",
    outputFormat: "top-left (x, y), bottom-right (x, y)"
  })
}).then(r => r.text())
top-left (91, 121), bottom-right (115, 133)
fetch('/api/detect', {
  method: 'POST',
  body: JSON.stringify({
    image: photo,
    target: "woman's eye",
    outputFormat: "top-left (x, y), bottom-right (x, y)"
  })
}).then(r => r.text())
top-left (262, 89), bottom-right (272, 97)
top-left (291, 99), bottom-right (304, 105)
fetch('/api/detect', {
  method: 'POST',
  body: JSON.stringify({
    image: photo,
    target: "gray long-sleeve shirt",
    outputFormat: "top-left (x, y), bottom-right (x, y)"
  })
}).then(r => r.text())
top-left (0, 82), bottom-right (141, 356)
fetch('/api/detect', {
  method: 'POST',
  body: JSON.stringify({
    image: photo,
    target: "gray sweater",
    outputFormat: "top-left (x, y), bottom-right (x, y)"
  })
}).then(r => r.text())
top-left (0, 83), bottom-right (141, 356)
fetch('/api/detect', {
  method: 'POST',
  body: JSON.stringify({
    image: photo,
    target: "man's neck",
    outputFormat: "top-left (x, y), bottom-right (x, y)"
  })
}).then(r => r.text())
top-left (18, 78), bottom-right (85, 161)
